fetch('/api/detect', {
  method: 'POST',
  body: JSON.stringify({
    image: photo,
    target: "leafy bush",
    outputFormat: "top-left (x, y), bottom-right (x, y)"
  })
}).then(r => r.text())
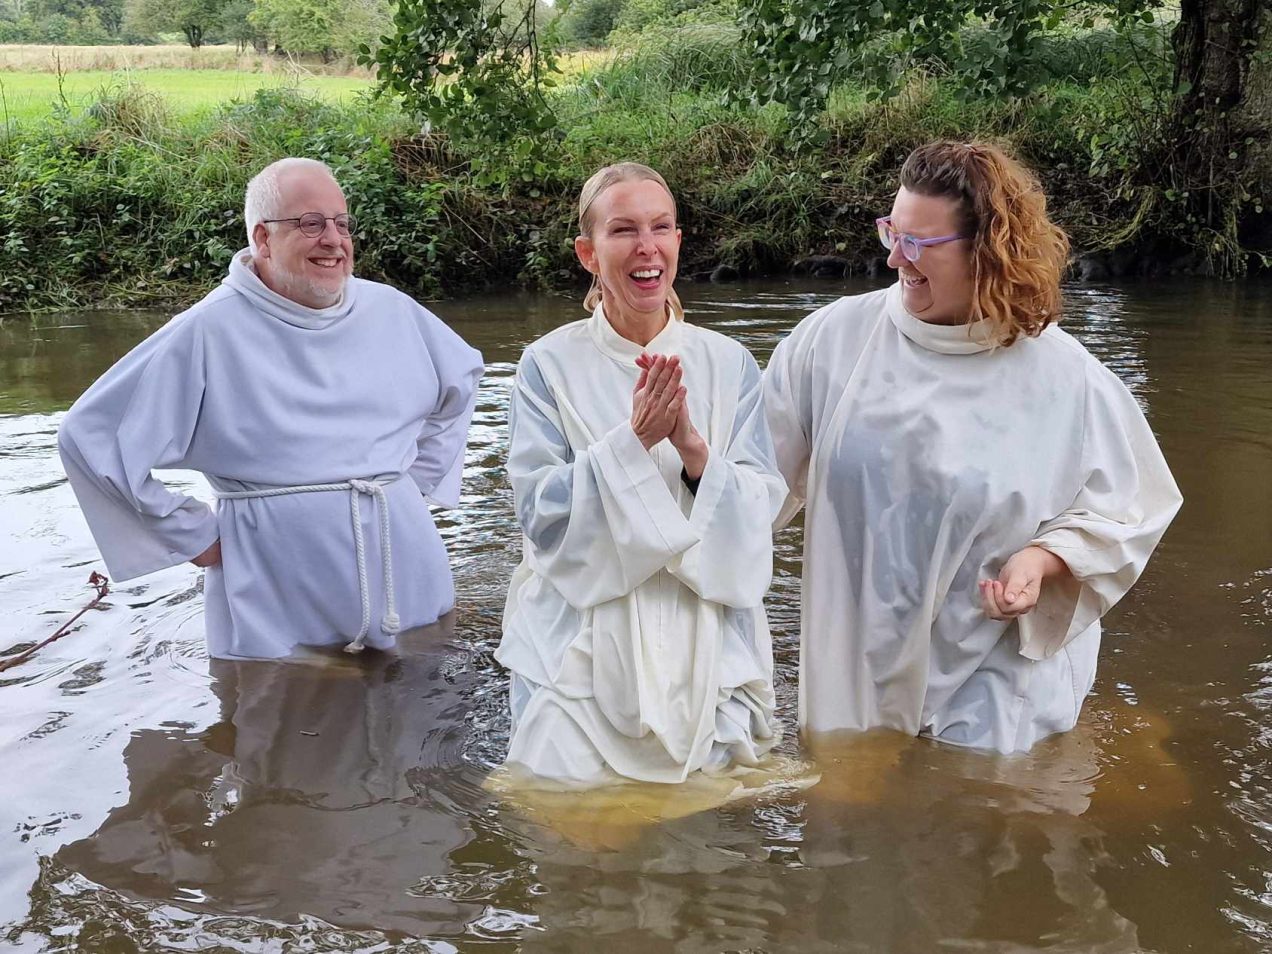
top-left (608, 0), bottom-right (734, 41)
top-left (0, 86), bottom-right (451, 310)
top-left (564, 22), bottom-right (748, 110)
top-left (931, 20), bottom-right (1174, 87)
top-left (555, 0), bottom-right (627, 48)
top-left (0, 17), bottom-right (1245, 312)
top-left (251, 0), bottom-right (391, 59)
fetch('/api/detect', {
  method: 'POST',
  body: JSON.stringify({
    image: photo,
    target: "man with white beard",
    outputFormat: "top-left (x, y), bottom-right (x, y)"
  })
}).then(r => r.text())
top-left (58, 157), bottom-right (484, 659)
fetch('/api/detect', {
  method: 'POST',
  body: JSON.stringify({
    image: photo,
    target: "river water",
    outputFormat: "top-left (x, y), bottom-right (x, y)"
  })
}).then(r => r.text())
top-left (1, 277), bottom-right (1270, 953)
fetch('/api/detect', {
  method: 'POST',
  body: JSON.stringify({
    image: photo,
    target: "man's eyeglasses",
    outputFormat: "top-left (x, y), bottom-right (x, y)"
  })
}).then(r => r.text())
top-left (262, 212), bottom-right (357, 237)
top-left (875, 216), bottom-right (968, 262)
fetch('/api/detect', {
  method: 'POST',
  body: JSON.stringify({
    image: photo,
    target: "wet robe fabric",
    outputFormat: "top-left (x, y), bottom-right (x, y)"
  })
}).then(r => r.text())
top-left (497, 305), bottom-right (787, 784)
top-left (58, 250), bottom-right (484, 659)
top-left (763, 283), bottom-right (1182, 753)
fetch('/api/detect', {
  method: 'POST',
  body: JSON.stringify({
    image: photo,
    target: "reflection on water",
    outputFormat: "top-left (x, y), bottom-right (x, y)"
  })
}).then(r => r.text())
top-left (2, 277), bottom-right (1272, 952)
top-left (55, 627), bottom-right (512, 937)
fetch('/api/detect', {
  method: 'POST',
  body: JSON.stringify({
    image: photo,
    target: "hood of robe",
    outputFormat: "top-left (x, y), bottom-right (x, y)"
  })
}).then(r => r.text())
top-left (588, 301), bottom-right (683, 361)
top-left (223, 248), bottom-right (358, 330)
top-left (886, 281), bottom-right (997, 355)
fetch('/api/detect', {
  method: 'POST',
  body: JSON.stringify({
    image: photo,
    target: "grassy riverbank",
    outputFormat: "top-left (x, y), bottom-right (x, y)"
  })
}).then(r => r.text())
top-left (0, 28), bottom-right (1204, 313)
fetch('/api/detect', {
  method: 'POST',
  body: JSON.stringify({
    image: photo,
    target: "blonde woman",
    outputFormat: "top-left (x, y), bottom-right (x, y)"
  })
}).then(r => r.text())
top-left (496, 163), bottom-right (787, 784)
top-left (765, 141), bottom-right (1182, 753)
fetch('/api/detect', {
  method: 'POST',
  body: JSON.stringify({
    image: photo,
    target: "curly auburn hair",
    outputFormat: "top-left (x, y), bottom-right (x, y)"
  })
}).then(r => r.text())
top-left (899, 141), bottom-right (1070, 346)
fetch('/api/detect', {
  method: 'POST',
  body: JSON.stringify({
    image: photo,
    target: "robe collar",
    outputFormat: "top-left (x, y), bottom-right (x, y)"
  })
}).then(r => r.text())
top-left (587, 300), bottom-right (683, 362)
top-left (885, 281), bottom-right (997, 355)
top-left (223, 248), bottom-right (357, 330)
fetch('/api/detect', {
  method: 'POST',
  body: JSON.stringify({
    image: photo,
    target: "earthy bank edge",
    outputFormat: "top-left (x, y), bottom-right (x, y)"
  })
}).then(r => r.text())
top-left (0, 73), bottom-right (1256, 315)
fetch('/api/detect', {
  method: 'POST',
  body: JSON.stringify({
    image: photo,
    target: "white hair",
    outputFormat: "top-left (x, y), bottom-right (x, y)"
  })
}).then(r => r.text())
top-left (244, 157), bottom-right (339, 252)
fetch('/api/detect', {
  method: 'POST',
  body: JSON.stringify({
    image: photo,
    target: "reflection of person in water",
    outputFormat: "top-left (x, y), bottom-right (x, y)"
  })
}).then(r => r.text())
top-left (505, 725), bottom-right (1143, 952)
top-left (757, 729), bottom-right (1142, 952)
top-left (55, 628), bottom-right (520, 936)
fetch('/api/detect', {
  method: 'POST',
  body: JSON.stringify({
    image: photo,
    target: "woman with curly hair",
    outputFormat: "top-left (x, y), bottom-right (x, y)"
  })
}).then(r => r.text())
top-left (764, 141), bottom-right (1182, 752)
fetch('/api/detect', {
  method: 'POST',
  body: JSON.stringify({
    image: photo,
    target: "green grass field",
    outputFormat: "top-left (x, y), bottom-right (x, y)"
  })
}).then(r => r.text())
top-left (0, 69), bottom-right (373, 125)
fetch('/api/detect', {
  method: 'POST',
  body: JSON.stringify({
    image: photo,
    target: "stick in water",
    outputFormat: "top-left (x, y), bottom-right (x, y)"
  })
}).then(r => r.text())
top-left (0, 572), bottom-right (110, 673)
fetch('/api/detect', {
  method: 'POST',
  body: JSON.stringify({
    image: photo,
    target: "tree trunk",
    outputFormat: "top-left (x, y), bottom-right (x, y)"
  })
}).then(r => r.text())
top-left (1234, 4), bottom-right (1272, 251)
top-left (1172, 0), bottom-right (1272, 266)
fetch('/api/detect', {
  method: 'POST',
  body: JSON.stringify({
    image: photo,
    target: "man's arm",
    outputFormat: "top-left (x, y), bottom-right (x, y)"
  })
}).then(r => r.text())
top-left (407, 306), bottom-right (485, 507)
top-left (58, 312), bottom-right (219, 581)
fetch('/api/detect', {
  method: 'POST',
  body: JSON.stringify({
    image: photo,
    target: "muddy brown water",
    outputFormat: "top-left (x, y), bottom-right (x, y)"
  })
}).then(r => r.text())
top-left (1, 277), bottom-right (1270, 953)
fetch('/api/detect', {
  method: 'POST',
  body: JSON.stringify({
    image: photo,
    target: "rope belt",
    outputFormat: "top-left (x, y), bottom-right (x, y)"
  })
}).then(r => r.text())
top-left (214, 477), bottom-right (401, 653)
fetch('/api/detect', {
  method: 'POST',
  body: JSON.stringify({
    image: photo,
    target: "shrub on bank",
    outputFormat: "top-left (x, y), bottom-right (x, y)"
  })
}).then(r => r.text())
top-left (0, 27), bottom-right (1193, 312)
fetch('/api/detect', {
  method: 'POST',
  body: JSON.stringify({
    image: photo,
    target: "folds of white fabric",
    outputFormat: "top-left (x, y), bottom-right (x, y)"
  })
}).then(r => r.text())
top-left (59, 250), bottom-right (484, 659)
top-left (498, 305), bottom-right (786, 784)
top-left (763, 283), bottom-right (1181, 752)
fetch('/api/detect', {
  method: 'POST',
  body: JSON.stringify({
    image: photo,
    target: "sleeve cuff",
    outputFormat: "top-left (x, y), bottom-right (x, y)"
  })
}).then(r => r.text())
top-left (598, 423), bottom-right (699, 555)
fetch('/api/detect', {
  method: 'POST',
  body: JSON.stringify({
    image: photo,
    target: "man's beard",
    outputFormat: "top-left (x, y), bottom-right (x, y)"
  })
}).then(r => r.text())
top-left (273, 262), bottom-right (347, 308)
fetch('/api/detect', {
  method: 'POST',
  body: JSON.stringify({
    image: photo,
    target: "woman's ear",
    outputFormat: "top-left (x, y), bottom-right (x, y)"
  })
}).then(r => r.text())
top-left (574, 235), bottom-right (597, 274)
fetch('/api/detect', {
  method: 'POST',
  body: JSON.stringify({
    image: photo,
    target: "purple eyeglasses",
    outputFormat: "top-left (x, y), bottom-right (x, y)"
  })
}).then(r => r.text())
top-left (876, 216), bottom-right (970, 262)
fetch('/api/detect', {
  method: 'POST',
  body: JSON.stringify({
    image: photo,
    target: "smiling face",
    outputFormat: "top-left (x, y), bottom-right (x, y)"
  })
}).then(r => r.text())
top-left (252, 167), bottom-right (353, 309)
top-left (887, 185), bottom-right (976, 325)
top-left (575, 178), bottom-right (681, 327)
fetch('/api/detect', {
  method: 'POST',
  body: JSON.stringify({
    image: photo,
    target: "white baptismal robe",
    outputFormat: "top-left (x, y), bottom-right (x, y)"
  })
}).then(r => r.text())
top-left (764, 284), bottom-right (1182, 752)
top-left (497, 305), bottom-right (787, 784)
top-left (58, 250), bottom-right (484, 660)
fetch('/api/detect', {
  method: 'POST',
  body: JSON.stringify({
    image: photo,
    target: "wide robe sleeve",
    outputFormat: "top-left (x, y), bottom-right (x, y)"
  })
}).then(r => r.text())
top-left (507, 350), bottom-right (701, 610)
top-left (57, 312), bottom-right (220, 582)
top-left (406, 307), bottom-right (485, 508)
top-left (663, 351), bottom-right (787, 607)
top-left (1017, 361), bottom-right (1183, 660)
top-left (762, 307), bottom-right (824, 529)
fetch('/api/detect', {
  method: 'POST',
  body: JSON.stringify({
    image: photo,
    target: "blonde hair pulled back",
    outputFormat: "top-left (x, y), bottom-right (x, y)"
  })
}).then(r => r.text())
top-left (577, 162), bottom-right (684, 320)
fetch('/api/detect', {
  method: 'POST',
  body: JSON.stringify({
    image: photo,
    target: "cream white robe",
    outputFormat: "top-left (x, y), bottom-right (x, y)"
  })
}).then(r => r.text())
top-left (58, 250), bottom-right (483, 660)
top-left (764, 283), bottom-right (1182, 752)
top-left (497, 305), bottom-right (787, 784)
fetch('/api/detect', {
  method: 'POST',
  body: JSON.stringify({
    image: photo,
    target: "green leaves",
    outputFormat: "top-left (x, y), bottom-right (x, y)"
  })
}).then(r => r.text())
top-left (736, 0), bottom-right (1163, 145)
top-left (362, 0), bottom-right (562, 188)
top-left (249, 0), bottom-right (389, 59)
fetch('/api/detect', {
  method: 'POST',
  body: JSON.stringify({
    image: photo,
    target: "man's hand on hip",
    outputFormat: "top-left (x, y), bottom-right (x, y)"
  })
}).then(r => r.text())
top-left (191, 539), bottom-right (222, 568)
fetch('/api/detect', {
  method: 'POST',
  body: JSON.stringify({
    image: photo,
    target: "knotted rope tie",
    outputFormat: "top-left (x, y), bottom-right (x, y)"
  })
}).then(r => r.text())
top-left (347, 479), bottom-right (401, 650)
top-left (214, 477), bottom-right (400, 653)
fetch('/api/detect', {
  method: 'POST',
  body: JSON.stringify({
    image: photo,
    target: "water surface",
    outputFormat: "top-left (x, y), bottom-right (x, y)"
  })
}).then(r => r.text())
top-left (2, 278), bottom-right (1271, 952)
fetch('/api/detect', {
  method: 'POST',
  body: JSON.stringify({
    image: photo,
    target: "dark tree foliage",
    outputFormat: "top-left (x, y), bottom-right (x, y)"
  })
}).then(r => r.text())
top-left (360, 0), bottom-right (561, 186)
top-left (21, 0), bottom-right (124, 34)
top-left (1167, 0), bottom-right (1272, 269)
top-left (737, 0), bottom-right (1163, 140)
top-left (364, 0), bottom-right (1269, 267)
top-left (736, 0), bottom-right (1269, 270)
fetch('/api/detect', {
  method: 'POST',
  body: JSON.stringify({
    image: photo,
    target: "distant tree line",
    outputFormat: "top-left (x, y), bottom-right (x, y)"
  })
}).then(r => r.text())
top-left (0, 0), bottom-right (393, 58)
top-left (0, 0), bottom-right (125, 43)
top-left (0, 0), bottom-right (704, 59)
